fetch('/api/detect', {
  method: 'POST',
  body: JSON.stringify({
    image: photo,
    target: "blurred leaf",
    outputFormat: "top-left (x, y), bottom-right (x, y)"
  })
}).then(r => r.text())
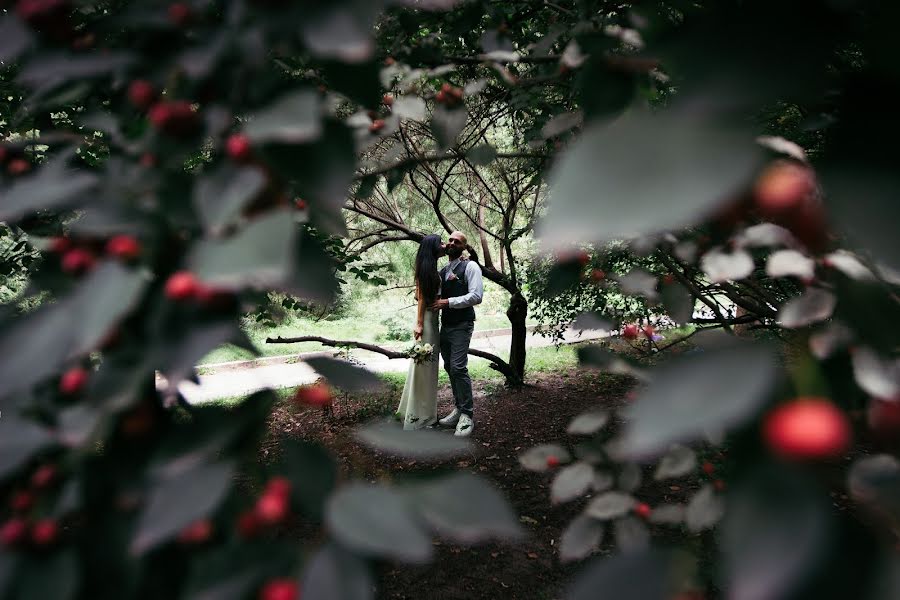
top-left (0, 263), bottom-right (146, 402)
top-left (566, 549), bottom-right (670, 600)
top-left (648, 504), bottom-right (685, 525)
top-left (305, 356), bottom-right (383, 393)
top-left (131, 461), bottom-right (234, 555)
top-left (355, 420), bottom-right (471, 458)
top-left (701, 247), bottom-right (755, 283)
top-left (431, 105), bottom-right (467, 150)
top-left (851, 347), bottom-right (900, 399)
top-left (542, 110), bottom-right (759, 249)
top-left (578, 346), bottom-right (648, 380)
top-left (243, 91), bottom-right (322, 143)
top-left (723, 467), bottom-right (831, 600)
top-left (552, 463), bottom-right (595, 504)
top-left (193, 165), bottom-right (267, 232)
top-left (567, 411), bottom-right (609, 435)
top-left (585, 491), bottom-right (636, 520)
top-left (542, 111), bottom-right (583, 139)
top-left (733, 223), bottom-right (796, 249)
top-left (654, 445), bottom-right (697, 480)
top-left (848, 454), bottom-right (900, 525)
top-left (0, 415), bottom-right (56, 480)
top-left (18, 52), bottom-right (134, 90)
top-left (592, 471), bottom-right (615, 493)
top-left (326, 483), bottom-right (432, 563)
top-left (300, 5), bottom-right (377, 63)
top-left (301, 544), bottom-right (374, 600)
top-left (0, 154), bottom-right (98, 223)
top-left (409, 473), bottom-right (523, 543)
top-left (559, 514), bottom-right (604, 563)
top-left (613, 516), bottom-right (650, 553)
top-left (824, 250), bottom-right (875, 281)
top-left (766, 249), bottom-right (815, 280)
top-left (519, 444), bottom-right (571, 472)
top-left (389, 0), bottom-right (463, 9)
top-left (178, 33), bottom-right (229, 79)
top-left (0, 15), bottom-right (32, 63)
top-left (618, 463), bottom-right (643, 493)
top-left (616, 269), bottom-right (659, 300)
top-left (685, 484), bottom-right (724, 533)
top-left (14, 550), bottom-right (78, 600)
top-left (779, 288), bottom-right (836, 328)
top-left (660, 282), bottom-right (694, 325)
top-left (466, 144), bottom-right (497, 166)
top-left (392, 96), bottom-right (427, 122)
top-left (618, 342), bottom-right (777, 458)
top-left (189, 209), bottom-right (295, 290)
top-left (272, 438), bottom-right (336, 520)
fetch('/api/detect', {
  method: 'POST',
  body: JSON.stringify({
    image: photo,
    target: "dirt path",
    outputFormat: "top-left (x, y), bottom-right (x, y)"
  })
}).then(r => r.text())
top-left (277, 369), bottom-right (639, 600)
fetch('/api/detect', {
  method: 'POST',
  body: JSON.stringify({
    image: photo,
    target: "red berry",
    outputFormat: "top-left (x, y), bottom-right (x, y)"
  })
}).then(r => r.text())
top-left (31, 464), bottom-right (58, 490)
top-left (226, 134), bottom-right (252, 162)
top-left (59, 366), bottom-right (89, 395)
top-left (701, 461), bottom-right (715, 476)
top-left (148, 101), bottom-right (199, 137)
top-left (258, 578), bottom-right (298, 600)
top-left (546, 455), bottom-right (561, 469)
top-left (30, 518), bottom-right (59, 547)
top-left (713, 479), bottom-right (727, 493)
top-left (867, 397), bottom-right (900, 443)
top-left (294, 383), bottom-right (332, 407)
top-left (622, 324), bottom-right (639, 340)
top-left (167, 2), bottom-right (191, 26)
top-left (763, 397), bottom-right (851, 460)
top-left (106, 235), bottom-right (141, 261)
top-left (369, 119), bottom-right (385, 133)
top-left (440, 82), bottom-right (453, 94)
top-left (266, 476), bottom-right (292, 499)
top-left (642, 325), bottom-right (655, 338)
top-left (127, 80), bottom-right (157, 110)
top-left (61, 247), bottom-right (96, 274)
top-left (435, 90), bottom-right (447, 104)
top-left (382, 94), bottom-right (394, 106)
top-left (590, 269), bottom-right (606, 282)
top-left (383, 56), bottom-right (395, 66)
top-left (237, 510), bottom-right (261, 539)
top-left (662, 273), bottom-right (675, 285)
top-left (120, 401), bottom-right (156, 438)
top-left (7, 158), bottom-right (31, 175)
top-left (139, 153), bottom-right (157, 168)
top-left (0, 519), bottom-right (28, 547)
top-left (165, 271), bottom-right (200, 301)
top-left (634, 502), bottom-right (652, 519)
top-left (11, 491), bottom-right (35, 512)
top-left (294, 198), bottom-right (307, 211)
top-left (255, 492), bottom-right (289, 525)
top-left (178, 519), bottom-right (213, 545)
top-left (753, 162), bottom-right (816, 218)
top-left (48, 236), bottom-right (72, 254)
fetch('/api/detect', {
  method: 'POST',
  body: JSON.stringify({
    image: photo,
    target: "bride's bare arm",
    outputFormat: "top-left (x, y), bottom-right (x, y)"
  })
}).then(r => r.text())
top-left (414, 284), bottom-right (425, 340)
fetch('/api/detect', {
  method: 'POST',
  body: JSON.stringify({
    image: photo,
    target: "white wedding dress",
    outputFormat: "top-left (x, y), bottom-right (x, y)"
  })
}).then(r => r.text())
top-left (396, 310), bottom-right (439, 430)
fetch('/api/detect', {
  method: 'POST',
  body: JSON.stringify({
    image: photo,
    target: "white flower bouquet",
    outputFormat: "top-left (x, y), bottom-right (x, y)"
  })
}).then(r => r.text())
top-left (407, 342), bottom-right (435, 365)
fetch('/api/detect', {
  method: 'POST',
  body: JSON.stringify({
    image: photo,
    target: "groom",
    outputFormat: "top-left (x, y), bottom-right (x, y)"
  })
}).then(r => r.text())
top-left (429, 231), bottom-right (483, 437)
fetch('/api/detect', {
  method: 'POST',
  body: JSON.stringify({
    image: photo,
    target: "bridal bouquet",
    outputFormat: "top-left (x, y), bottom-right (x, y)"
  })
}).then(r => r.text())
top-left (407, 342), bottom-right (435, 365)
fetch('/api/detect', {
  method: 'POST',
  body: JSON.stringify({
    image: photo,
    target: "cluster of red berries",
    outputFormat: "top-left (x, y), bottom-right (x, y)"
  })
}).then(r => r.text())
top-left (621, 324), bottom-right (654, 340)
top-left (0, 144), bottom-right (34, 176)
top-left (752, 161), bottom-right (829, 252)
top-left (164, 271), bottom-right (234, 308)
top-left (435, 83), bottom-right (464, 107)
top-left (127, 79), bottom-right (200, 137)
top-left (1, 464), bottom-right (62, 551)
top-left (236, 476), bottom-right (293, 540)
top-left (48, 234), bottom-right (142, 275)
top-left (292, 382), bottom-right (333, 407)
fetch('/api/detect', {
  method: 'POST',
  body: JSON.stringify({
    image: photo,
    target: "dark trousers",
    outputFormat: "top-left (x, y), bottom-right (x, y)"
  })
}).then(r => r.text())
top-left (439, 321), bottom-right (475, 417)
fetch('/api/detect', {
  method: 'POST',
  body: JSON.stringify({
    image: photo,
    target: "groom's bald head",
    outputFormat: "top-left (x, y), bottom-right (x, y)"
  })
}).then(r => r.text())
top-left (446, 231), bottom-right (467, 258)
top-left (450, 231), bottom-right (467, 245)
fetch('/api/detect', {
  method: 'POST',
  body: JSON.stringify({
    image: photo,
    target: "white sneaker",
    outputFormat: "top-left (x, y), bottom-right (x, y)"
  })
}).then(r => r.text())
top-left (454, 414), bottom-right (473, 437)
top-left (439, 408), bottom-right (461, 427)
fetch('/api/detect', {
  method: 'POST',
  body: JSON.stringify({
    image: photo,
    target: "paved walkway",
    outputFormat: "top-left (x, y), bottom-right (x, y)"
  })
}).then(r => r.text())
top-left (162, 326), bottom-right (610, 404)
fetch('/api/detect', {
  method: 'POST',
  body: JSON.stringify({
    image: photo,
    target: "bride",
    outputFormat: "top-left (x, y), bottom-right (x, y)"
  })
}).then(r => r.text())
top-left (396, 234), bottom-right (444, 430)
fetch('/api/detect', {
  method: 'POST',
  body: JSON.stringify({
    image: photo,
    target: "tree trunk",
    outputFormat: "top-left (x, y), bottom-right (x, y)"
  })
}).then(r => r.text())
top-left (506, 292), bottom-right (527, 385)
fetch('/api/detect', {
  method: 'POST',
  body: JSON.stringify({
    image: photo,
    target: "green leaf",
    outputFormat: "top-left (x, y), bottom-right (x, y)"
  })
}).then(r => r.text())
top-left (552, 463), bottom-right (595, 504)
top-left (567, 411), bottom-right (609, 435)
top-left (392, 96), bottom-right (427, 122)
top-left (300, 6), bottom-right (377, 63)
top-left (848, 455), bottom-right (900, 526)
top-left (301, 544), bottom-right (374, 600)
top-left (193, 165), bottom-right (267, 232)
top-left (13, 550), bottom-right (79, 600)
top-left (0, 263), bottom-right (146, 402)
top-left (617, 342), bottom-right (777, 459)
top-left (305, 356), bottom-right (384, 393)
top-left (466, 144), bottom-right (497, 166)
top-left (408, 473), bottom-right (524, 543)
top-left (431, 105), bottom-right (467, 150)
top-left (18, 52), bottom-right (134, 90)
top-left (653, 445), bottom-right (697, 480)
top-left (272, 438), bottom-right (336, 520)
top-left (243, 91), bottom-right (322, 144)
top-left (778, 288), bottom-right (836, 329)
top-left (559, 514), bottom-right (604, 563)
top-left (519, 444), bottom-right (571, 472)
top-left (189, 209), bottom-right (295, 290)
top-left (585, 491), bottom-right (636, 520)
top-left (0, 154), bottom-right (98, 223)
top-left (0, 415), bottom-right (56, 480)
top-left (648, 504), bottom-right (685, 525)
top-left (685, 484), bottom-right (724, 533)
top-left (131, 461), bottom-right (234, 555)
top-left (660, 282), bottom-right (694, 325)
top-left (723, 466), bottom-right (831, 600)
top-left (326, 483), bottom-right (432, 563)
top-left (566, 549), bottom-right (671, 600)
top-left (541, 111), bottom-right (583, 139)
top-left (541, 110), bottom-right (760, 248)
top-left (355, 420), bottom-right (471, 459)
top-left (0, 15), bottom-right (32, 64)
top-left (613, 516), bottom-right (650, 553)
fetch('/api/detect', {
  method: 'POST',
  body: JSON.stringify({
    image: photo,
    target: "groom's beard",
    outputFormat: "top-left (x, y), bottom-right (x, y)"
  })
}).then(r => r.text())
top-left (446, 249), bottom-right (463, 260)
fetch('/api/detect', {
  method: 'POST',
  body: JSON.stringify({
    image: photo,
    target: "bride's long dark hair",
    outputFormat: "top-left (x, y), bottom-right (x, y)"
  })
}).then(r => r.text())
top-left (415, 234), bottom-right (443, 304)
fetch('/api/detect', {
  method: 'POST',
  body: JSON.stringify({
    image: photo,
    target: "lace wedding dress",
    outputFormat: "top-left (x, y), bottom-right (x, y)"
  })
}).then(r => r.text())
top-left (395, 310), bottom-right (439, 430)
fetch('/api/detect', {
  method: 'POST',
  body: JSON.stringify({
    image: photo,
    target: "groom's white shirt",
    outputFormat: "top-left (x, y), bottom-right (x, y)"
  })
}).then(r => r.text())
top-left (444, 258), bottom-right (484, 309)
